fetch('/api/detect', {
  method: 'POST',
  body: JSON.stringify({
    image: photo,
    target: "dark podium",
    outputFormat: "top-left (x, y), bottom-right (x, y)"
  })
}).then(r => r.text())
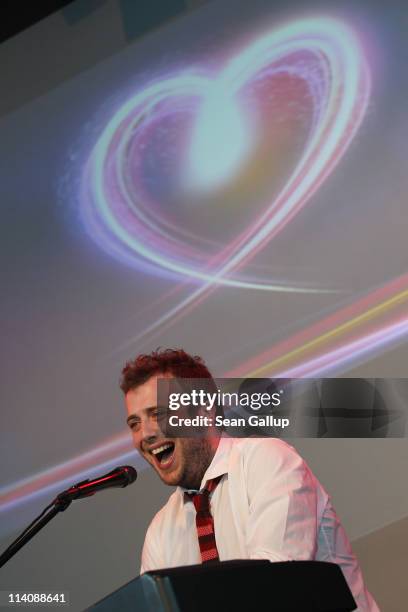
top-left (89, 560), bottom-right (357, 611)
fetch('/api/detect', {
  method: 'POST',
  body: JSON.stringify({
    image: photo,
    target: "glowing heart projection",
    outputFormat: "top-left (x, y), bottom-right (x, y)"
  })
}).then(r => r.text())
top-left (81, 17), bottom-right (370, 292)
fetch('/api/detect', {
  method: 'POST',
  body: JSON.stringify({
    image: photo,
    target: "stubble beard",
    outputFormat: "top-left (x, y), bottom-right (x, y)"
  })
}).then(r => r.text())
top-left (173, 437), bottom-right (217, 490)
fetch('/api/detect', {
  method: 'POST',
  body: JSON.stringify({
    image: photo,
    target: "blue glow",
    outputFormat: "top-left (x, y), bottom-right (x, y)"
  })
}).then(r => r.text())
top-left (187, 82), bottom-right (251, 191)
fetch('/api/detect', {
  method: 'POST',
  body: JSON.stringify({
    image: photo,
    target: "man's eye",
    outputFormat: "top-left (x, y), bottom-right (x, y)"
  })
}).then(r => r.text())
top-left (129, 421), bottom-right (140, 431)
top-left (155, 406), bottom-right (167, 420)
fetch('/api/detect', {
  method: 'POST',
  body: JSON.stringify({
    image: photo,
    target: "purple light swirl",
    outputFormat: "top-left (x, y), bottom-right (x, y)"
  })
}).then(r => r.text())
top-left (81, 17), bottom-right (371, 294)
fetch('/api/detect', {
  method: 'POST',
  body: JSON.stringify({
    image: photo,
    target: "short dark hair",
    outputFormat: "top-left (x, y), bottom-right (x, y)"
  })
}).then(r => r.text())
top-left (120, 348), bottom-right (214, 394)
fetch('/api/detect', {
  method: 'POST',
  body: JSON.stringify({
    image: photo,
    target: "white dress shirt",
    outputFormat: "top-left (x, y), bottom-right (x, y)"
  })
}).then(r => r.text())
top-left (141, 437), bottom-right (379, 611)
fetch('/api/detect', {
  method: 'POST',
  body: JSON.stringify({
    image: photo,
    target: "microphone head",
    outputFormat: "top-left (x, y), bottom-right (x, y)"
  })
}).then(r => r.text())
top-left (118, 465), bottom-right (137, 485)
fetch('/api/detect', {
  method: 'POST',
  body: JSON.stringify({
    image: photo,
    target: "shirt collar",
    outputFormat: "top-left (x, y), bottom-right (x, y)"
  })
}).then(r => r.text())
top-left (200, 436), bottom-right (233, 487)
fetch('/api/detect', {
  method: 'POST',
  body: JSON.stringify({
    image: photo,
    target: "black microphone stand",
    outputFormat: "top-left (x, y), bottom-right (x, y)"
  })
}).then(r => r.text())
top-left (0, 494), bottom-right (72, 569)
top-left (0, 466), bottom-right (136, 569)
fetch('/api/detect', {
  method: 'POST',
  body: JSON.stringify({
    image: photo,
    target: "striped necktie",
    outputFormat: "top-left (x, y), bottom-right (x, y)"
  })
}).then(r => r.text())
top-left (185, 476), bottom-right (222, 563)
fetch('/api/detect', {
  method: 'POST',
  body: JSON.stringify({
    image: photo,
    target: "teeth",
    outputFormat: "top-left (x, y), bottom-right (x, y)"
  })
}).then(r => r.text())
top-left (151, 443), bottom-right (172, 456)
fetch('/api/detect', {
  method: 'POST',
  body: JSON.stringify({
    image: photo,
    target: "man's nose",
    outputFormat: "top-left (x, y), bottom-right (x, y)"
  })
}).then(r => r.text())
top-left (140, 418), bottom-right (159, 442)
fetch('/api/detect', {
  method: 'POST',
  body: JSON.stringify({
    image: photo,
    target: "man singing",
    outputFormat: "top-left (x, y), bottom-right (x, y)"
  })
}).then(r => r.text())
top-left (121, 348), bottom-right (378, 611)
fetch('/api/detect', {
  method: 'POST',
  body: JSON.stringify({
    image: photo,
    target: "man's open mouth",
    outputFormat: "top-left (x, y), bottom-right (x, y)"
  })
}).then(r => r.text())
top-left (150, 442), bottom-right (175, 468)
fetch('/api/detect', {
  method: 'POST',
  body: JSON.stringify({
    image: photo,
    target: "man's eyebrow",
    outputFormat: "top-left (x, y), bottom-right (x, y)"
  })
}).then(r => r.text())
top-left (126, 406), bottom-right (158, 425)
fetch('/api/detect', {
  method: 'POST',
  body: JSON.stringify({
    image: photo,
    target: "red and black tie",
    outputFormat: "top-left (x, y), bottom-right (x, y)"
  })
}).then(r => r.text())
top-left (185, 476), bottom-right (222, 563)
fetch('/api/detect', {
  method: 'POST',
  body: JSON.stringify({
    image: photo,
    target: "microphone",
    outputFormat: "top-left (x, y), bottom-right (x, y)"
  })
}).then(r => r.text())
top-left (55, 466), bottom-right (137, 503)
top-left (0, 466), bottom-right (138, 569)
